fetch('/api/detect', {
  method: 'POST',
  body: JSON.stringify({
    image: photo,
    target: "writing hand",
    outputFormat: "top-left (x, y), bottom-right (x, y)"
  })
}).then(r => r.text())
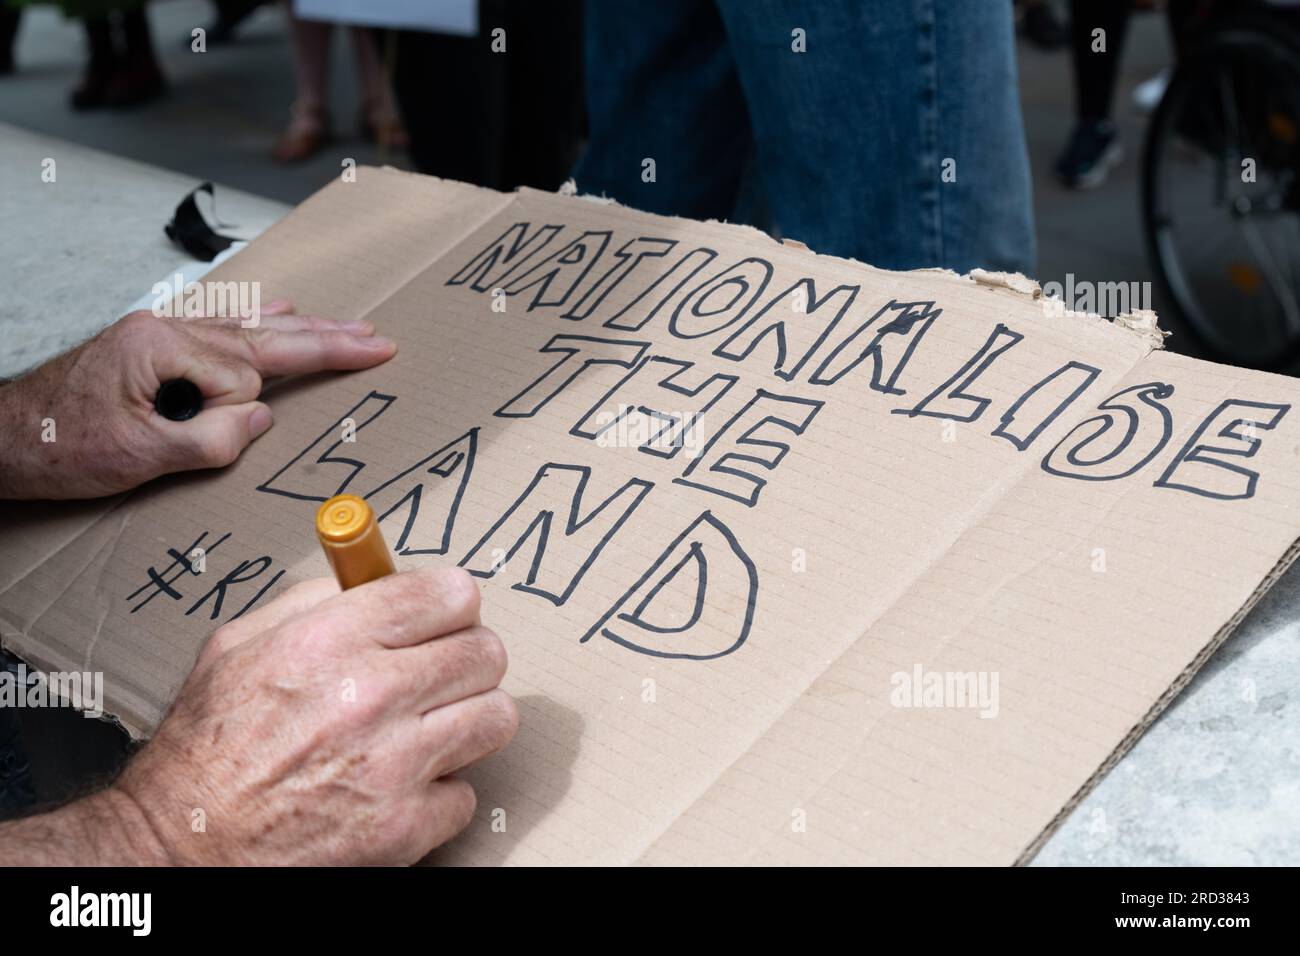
top-left (0, 568), bottom-right (516, 866)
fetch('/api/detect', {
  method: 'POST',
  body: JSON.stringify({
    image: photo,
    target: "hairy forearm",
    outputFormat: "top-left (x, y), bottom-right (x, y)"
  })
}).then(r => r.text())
top-left (0, 786), bottom-right (170, 866)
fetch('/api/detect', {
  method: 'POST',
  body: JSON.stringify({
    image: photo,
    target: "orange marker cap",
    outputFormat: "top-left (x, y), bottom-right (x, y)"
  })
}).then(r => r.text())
top-left (315, 494), bottom-right (396, 590)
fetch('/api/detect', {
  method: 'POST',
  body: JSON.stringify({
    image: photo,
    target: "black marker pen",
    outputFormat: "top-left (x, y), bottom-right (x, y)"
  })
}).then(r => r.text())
top-left (154, 378), bottom-right (204, 422)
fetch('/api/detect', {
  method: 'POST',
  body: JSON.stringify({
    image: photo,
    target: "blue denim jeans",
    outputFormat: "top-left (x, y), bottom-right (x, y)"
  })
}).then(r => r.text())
top-left (572, 0), bottom-right (1036, 275)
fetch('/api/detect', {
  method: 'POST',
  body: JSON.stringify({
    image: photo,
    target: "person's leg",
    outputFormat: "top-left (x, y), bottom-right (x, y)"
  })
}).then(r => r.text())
top-left (1018, 0), bottom-right (1068, 51)
top-left (1069, 0), bottom-right (1130, 122)
top-left (500, 0), bottom-right (585, 191)
top-left (274, 10), bottom-right (333, 162)
top-left (348, 27), bottom-right (407, 149)
top-left (571, 0), bottom-right (752, 222)
top-left (0, 4), bottom-right (21, 75)
top-left (108, 2), bottom-right (165, 107)
top-left (208, 0), bottom-right (266, 46)
top-left (714, 0), bottom-right (1034, 274)
top-left (1056, 0), bottom-right (1130, 188)
top-left (393, 0), bottom-right (583, 191)
top-left (392, 25), bottom-right (503, 185)
top-left (1164, 0), bottom-right (1202, 58)
top-left (69, 14), bottom-right (116, 110)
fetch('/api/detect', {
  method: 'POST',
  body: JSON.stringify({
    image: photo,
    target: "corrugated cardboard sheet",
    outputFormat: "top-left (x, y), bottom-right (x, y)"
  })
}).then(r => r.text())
top-left (3, 168), bottom-right (1298, 864)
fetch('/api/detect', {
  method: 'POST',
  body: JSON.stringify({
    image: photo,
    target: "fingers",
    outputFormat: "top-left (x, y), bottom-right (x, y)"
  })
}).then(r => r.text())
top-left (194, 313), bottom-right (375, 336)
top-left (184, 296), bottom-right (295, 321)
top-left (411, 777), bottom-right (478, 855)
top-left (151, 312), bottom-right (392, 419)
top-left (176, 296), bottom-right (370, 333)
top-left (394, 624), bottom-right (508, 714)
top-left (236, 327), bottom-right (396, 377)
top-left (260, 298), bottom-right (295, 317)
top-left (174, 351), bottom-right (264, 407)
top-left (165, 325), bottom-right (389, 410)
top-left (304, 566), bottom-right (481, 651)
top-left (157, 400), bottom-right (273, 471)
top-left (207, 577), bottom-right (341, 653)
top-left (417, 688), bottom-right (519, 780)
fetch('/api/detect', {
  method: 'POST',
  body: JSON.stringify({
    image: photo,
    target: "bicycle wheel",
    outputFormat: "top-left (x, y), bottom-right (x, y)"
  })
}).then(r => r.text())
top-left (1142, 16), bottom-right (1300, 370)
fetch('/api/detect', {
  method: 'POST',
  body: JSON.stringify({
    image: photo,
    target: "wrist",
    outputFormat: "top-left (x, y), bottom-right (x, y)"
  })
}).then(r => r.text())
top-left (89, 785), bottom-right (177, 866)
top-left (0, 379), bottom-right (42, 500)
top-left (0, 785), bottom-right (172, 866)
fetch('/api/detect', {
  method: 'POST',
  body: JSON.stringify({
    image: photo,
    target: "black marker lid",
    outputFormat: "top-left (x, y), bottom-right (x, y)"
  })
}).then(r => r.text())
top-left (154, 379), bottom-right (204, 422)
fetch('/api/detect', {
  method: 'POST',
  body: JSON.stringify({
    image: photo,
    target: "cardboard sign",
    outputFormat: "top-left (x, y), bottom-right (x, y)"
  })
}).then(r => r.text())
top-left (3, 169), bottom-right (1299, 865)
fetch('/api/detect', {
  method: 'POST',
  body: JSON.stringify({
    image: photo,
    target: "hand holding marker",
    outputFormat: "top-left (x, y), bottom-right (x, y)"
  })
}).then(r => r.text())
top-left (316, 494), bottom-right (396, 588)
top-left (153, 378), bottom-right (205, 422)
top-left (153, 370), bottom-right (397, 586)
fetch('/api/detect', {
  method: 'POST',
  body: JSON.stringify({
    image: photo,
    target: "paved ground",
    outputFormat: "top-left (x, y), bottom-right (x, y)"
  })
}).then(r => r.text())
top-left (0, 2), bottom-right (415, 206)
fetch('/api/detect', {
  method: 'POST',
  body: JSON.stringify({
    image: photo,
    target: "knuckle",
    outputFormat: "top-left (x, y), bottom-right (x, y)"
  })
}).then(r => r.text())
top-left (196, 625), bottom-right (239, 669)
top-left (279, 616), bottom-right (331, 660)
top-left (468, 626), bottom-right (508, 685)
top-left (437, 626), bottom-right (506, 690)
top-left (444, 778), bottom-right (477, 832)
top-left (434, 566), bottom-right (480, 621)
top-left (350, 681), bottom-right (390, 724)
top-left (117, 311), bottom-right (162, 335)
top-left (371, 798), bottom-right (422, 860)
top-left (199, 429), bottom-right (243, 468)
top-left (230, 360), bottom-right (263, 394)
top-left (111, 312), bottom-right (168, 350)
top-left (476, 689), bottom-right (519, 750)
top-left (206, 623), bottom-right (239, 656)
top-left (283, 578), bottom-right (326, 605)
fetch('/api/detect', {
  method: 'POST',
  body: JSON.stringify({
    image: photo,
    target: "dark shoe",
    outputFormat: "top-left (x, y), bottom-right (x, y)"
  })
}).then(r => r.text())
top-left (69, 65), bottom-right (116, 111)
top-left (1055, 120), bottom-right (1122, 190)
top-left (105, 61), bottom-right (166, 108)
top-left (1021, 3), bottom-right (1068, 51)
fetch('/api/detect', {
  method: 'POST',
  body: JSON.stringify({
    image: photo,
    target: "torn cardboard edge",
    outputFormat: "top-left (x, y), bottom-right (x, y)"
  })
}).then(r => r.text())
top-left (549, 167), bottom-right (1172, 354)
top-left (0, 639), bottom-right (135, 743)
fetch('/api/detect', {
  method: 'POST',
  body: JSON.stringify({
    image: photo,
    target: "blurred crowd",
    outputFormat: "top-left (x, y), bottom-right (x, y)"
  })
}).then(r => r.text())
top-left (0, 1), bottom-right (1192, 192)
top-left (1, 0), bottom-right (1296, 369)
top-left (0, 0), bottom-right (585, 190)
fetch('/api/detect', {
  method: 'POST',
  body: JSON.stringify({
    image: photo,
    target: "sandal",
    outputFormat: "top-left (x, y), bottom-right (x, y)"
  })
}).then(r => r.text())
top-left (273, 103), bottom-right (331, 163)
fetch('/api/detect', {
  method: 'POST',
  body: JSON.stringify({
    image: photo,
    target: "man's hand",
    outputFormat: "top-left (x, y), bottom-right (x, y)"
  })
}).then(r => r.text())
top-left (0, 567), bottom-right (517, 866)
top-left (0, 301), bottom-right (395, 499)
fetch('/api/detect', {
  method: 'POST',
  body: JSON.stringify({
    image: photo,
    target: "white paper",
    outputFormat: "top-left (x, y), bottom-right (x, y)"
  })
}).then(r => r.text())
top-left (293, 0), bottom-right (477, 36)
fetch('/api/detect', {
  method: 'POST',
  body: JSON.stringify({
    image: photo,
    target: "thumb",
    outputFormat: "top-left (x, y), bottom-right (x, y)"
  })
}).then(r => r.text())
top-left (165, 401), bottom-right (274, 471)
